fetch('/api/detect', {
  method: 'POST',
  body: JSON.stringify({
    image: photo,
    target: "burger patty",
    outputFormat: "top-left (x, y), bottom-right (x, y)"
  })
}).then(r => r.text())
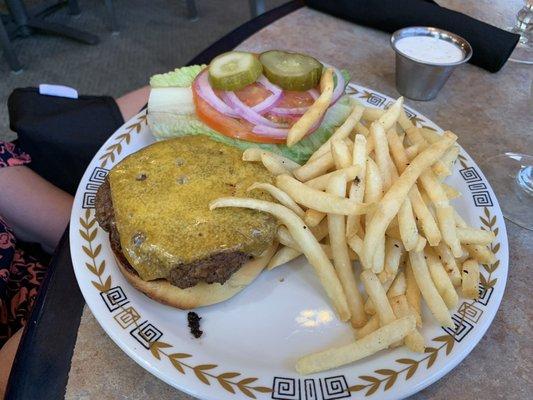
top-left (95, 179), bottom-right (252, 289)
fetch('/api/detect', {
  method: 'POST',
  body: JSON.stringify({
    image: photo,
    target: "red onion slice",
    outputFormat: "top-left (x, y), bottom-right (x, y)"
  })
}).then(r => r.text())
top-left (252, 124), bottom-right (289, 138)
top-left (257, 75), bottom-right (282, 96)
top-left (308, 88), bottom-right (319, 100)
top-left (223, 91), bottom-right (286, 128)
top-left (250, 76), bottom-right (283, 113)
top-left (270, 106), bottom-right (309, 116)
top-left (195, 71), bottom-right (239, 117)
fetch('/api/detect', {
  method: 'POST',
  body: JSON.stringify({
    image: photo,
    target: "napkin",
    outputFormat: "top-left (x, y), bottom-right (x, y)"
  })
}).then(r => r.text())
top-left (305, 0), bottom-right (520, 72)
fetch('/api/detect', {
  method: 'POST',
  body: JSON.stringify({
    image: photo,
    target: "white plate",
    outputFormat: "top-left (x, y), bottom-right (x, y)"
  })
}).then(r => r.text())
top-left (70, 83), bottom-right (508, 400)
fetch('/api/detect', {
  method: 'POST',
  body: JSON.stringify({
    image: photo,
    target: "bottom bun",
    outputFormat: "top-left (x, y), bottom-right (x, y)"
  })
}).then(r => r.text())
top-left (115, 243), bottom-right (277, 309)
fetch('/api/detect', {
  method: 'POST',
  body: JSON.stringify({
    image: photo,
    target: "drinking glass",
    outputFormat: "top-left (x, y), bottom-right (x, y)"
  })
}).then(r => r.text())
top-left (508, 0), bottom-right (533, 64)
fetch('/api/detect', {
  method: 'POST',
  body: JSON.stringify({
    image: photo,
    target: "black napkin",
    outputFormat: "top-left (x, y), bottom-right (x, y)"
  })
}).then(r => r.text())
top-left (305, 0), bottom-right (520, 72)
top-left (8, 88), bottom-right (124, 194)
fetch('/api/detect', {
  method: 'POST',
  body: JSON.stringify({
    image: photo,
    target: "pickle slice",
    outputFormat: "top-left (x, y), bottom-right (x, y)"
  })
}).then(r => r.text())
top-left (208, 51), bottom-right (263, 91)
top-left (259, 50), bottom-right (323, 91)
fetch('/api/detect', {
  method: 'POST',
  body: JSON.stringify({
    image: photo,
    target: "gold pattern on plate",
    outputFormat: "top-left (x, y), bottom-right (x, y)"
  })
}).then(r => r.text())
top-left (78, 96), bottom-right (502, 398)
top-left (99, 112), bottom-right (147, 168)
top-left (479, 207), bottom-right (500, 289)
top-left (79, 209), bottom-right (272, 398)
top-left (348, 334), bottom-right (454, 396)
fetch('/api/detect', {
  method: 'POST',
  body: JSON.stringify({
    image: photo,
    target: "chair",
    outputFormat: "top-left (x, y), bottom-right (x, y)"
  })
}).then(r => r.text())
top-left (0, 13), bottom-right (22, 72)
top-left (249, 0), bottom-right (265, 18)
top-left (66, 0), bottom-right (199, 33)
top-left (1, 0), bottom-right (99, 72)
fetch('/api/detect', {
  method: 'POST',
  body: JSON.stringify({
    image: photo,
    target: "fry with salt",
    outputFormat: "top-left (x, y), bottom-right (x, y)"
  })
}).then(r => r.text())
top-left (425, 247), bottom-right (458, 309)
top-left (456, 227), bottom-right (495, 245)
top-left (435, 242), bottom-right (462, 287)
top-left (370, 121), bottom-right (393, 189)
top-left (461, 259), bottom-right (480, 299)
top-left (390, 295), bottom-right (425, 352)
top-left (242, 148), bottom-right (301, 170)
top-left (346, 134), bottom-right (367, 237)
top-left (276, 174), bottom-right (373, 215)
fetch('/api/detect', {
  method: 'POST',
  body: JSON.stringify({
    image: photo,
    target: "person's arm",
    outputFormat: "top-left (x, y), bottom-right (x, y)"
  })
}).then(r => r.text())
top-left (0, 329), bottom-right (22, 398)
top-left (116, 86), bottom-right (150, 121)
top-left (0, 166), bottom-right (72, 253)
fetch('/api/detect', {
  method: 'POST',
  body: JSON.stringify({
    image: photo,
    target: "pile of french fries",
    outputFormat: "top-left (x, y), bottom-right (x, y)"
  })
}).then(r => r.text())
top-left (209, 91), bottom-right (497, 375)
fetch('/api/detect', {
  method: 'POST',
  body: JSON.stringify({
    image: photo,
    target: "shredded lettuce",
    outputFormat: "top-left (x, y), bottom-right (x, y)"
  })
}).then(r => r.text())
top-left (149, 65), bottom-right (206, 88)
top-left (148, 96), bottom-right (354, 164)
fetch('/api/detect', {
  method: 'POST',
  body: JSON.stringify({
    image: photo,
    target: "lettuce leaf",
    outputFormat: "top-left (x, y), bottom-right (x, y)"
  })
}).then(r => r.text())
top-left (148, 96), bottom-right (354, 164)
top-left (150, 65), bottom-right (206, 88)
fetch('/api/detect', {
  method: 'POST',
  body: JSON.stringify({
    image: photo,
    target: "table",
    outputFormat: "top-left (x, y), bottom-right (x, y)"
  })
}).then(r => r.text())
top-left (7, 0), bottom-right (533, 399)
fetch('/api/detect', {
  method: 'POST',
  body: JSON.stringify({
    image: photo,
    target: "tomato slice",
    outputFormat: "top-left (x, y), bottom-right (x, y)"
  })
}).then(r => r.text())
top-left (192, 73), bottom-right (316, 144)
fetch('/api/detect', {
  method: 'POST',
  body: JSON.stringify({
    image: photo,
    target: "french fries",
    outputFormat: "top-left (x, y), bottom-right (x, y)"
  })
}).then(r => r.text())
top-left (362, 132), bottom-right (457, 269)
top-left (419, 171), bottom-right (462, 257)
top-left (405, 260), bottom-right (422, 326)
top-left (327, 174), bottom-right (367, 327)
top-left (267, 245), bottom-right (301, 270)
top-left (287, 68), bottom-right (334, 146)
top-left (305, 165), bottom-right (360, 190)
top-left (390, 295), bottom-right (425, 352)
top-left (304, 208), bottom-right (326, 227)
top-left (346, 134), bottom-right (367, 237)
top-left (242, 148), bottom-right (300, 170)
top-left (211, 94), bottom-right (497, 374)
top-left (456, 227), bottom-right (496, 245)
top-left (436, 241), bottom-right (462, 287)
top-left (331, 139), bottom-right (352, 169)
top-left (408, 249), bottom-right (454, 327)
top-left (248, 182), bottom-right (305, 218)
top-left (276, 174), bottom-right (373, 215)
top-left (461, 259), bottom-right (480, 299)
top-left (209, 197), bottom-right (350, 321)
top-left (361, 270), bottom-right (396, 327)
top-left (293, 150), bottom-right (335, 181)
top-left (425, 247), bottom-right (458, 309)
top-left (296, 316), bottom-right (416, 374)
top-left (309, 104), bottom-right (364, 161)
top-left (371, 121), bottom-right (393, 189)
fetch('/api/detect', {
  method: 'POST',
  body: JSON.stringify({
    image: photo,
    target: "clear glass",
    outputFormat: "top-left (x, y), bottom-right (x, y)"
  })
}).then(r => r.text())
top-left (480, 154), bottom-right (533, 230)
top-left (507, 0), bottom-right (533, 64)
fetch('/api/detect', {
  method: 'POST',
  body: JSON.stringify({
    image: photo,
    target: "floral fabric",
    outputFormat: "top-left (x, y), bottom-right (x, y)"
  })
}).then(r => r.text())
top-left (0, 142), bottom-right (47, 348)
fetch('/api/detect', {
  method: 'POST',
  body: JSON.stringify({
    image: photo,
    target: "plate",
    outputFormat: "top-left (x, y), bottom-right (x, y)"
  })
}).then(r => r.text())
top-left (70, 83), bottom-right (508, 400)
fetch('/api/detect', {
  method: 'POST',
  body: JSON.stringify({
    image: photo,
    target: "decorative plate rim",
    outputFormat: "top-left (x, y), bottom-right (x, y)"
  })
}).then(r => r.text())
top-left (69, 82), bottom-right (509, 400)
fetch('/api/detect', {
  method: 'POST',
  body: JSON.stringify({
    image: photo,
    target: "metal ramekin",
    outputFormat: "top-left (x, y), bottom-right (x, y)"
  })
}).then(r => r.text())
top-left (391, 26), bottom-right (473, 101)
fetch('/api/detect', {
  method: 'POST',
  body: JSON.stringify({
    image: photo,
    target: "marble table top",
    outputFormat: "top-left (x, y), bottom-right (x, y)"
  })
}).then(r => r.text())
top-left (65, 1), bottom-right (533, 399)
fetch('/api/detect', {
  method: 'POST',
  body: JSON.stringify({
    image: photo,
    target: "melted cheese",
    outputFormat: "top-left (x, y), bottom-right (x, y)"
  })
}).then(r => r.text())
top-left (109, 136), bottom-right (276, 281)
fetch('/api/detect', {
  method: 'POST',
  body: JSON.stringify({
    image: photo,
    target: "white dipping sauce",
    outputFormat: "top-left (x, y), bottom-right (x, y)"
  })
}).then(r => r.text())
top-left (395, 35), bottom-right (465, 64)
